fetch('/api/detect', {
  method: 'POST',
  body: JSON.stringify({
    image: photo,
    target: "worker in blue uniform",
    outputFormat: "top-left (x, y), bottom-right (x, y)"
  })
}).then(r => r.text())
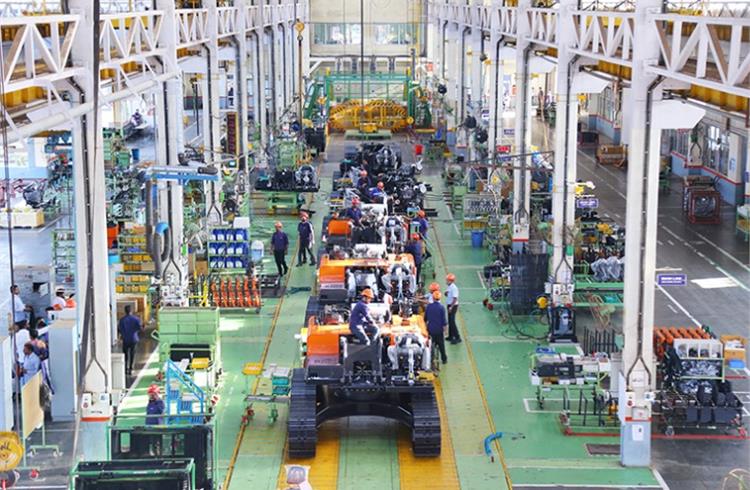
top-left (404, 233), bottom-right (423, 286)
top-left (424, 291), bottom-right (448, 364)
top-left (413, 209), bottom-right (432, 260)
top-left (145, 384), bottom-right (165, 425)
top-left (343, 196), bottom-right (363, 226)
top-left (296, 212), bottom-right (315, 266)
top-left (367, 181), bottom-right (387, 204)
top-left (270, 221), bottom-right (289, 276)
top-left (349, 288), bottom-right (379, 345)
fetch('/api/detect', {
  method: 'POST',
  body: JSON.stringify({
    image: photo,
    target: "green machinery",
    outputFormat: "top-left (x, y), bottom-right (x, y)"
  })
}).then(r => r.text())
top-left (155, 307), bottom-right (221, 388)
top-left (69, 460), bottom-right (196, 489)
top-left (109, 423), bottom-right (215, 489)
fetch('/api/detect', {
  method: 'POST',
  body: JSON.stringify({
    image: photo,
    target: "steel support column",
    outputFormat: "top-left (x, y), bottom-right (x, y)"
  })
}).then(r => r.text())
top-left (619, 0), bottom-right (663, 466)
top-left (252, 29), bottom-right (268, 167)
top-left (68, 0), bottom-right (113, 460)
top-left (205, 0), bottom-right (223, 210)
top-left (550, 0), bottom-right (578, 302)
top-left (513, 0), bottom-right (532, 250)
top-left (156, 0), bottom-right (188, 305)
top-left (236, 0), bottom-right (251, 176)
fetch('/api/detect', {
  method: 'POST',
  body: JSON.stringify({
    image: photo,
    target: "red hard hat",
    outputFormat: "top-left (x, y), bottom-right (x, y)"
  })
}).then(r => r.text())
top-left (361, 288), bottom-right (374, 299)
top-left (417, 210), bottom-right (425, 218)
top-left (147, 384), bottom-right (161, 395)
top-left (428, 282), bottom-right (440, 292)
top-left (411, 233), bottom-right (420, 241)
top-left (446, 273), bottom-right (456, 282)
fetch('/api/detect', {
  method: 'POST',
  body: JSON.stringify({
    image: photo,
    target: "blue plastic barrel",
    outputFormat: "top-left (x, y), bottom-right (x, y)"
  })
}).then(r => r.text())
top-left (471, 230), bottom-right (484, 248)
top-left (131, 147), bottom-right (140, 161)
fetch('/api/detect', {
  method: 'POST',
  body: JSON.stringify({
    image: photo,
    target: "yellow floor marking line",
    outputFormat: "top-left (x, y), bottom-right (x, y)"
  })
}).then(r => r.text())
top-left (397, 378), bottom-right (461, 490)
top-left (433, 218), bottom-right (514, 489)
top-left (223, 240), bottom-right (300, 490)
top-left (276, 422), bottom-right (341, 490)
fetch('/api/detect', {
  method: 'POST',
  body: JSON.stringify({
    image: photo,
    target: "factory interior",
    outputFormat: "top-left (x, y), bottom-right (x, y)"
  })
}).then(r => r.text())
top-left (0, 0), bottom-right (749, 488)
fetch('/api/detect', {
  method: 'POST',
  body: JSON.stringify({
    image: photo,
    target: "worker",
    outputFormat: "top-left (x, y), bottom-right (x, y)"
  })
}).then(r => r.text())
top-left (445, 273), bottom-right (461, 344)
top-left (10, 285), bottom-right (31, 328)
top-left (343, 197), bottom-right (363, 227)
top-left (296, 212), bottom-right (316, 266)
top-left (28, 329), bottom-right (48, 361)
top-left (270, 221), bottom-right (289, 276)
top-left (414, 209), bottom-right (432, 260)
top-left (425, 291), bottom-right (448, 364)
top-left (414, 210), bottom-right (429, 239)
top-left (18, 342), bottom-right (41, 386)
top-left (368, 181), bottom-right (387, 204)
top-left (131, 109), bottom-right (144, 126)
top-left (349, 288), bottom-right (379, 345)
top-left (118, 305), bottom-right (144, 376)
top-left (12, 324), bottom-right (30, 365)
top-left (145, 384), bottom-right (165, 425)
top-left (356, 169), bottom-right (371, 195)
top-left (404, 233), bottom-right (423, 286)
top-left (51, 287), bottom-right (67, 310)
top-left (422, 282), bottom-right (440, 305)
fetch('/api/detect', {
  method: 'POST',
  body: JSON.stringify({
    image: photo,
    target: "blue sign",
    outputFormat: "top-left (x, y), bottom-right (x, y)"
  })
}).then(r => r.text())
top-left (577, 197), bottom-right (599, 209)
top-left (502, 128), bottom-right (515, 136)
top-left (657, 273), bottom-right (687, 287)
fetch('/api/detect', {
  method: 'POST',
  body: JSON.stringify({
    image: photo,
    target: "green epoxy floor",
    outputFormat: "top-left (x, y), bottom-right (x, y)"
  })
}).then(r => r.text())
top-left (116, 157), bottom-right (666, 489)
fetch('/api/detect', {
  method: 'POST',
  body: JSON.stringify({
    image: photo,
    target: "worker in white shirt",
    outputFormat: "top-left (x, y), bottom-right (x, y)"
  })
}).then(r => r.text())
top-left (10, 285), bottom-right (31, 328)
top-left (51, 287), bottom-right (67, 310)
top-left (445, 273), bottom-right (461, 344)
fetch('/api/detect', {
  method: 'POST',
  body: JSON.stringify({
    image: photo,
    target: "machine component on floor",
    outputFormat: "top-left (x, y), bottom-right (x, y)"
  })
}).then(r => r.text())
top-left (595, 144), bottom-right (627, 167)
top-left (288, 314), bottom-right (441, 458)
top-left (548, 306), bottom-right (577, 343)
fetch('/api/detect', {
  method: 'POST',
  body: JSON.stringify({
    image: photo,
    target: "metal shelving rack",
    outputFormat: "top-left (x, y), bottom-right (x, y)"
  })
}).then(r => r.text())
top-left (52, 228), bottom-right (76, 290)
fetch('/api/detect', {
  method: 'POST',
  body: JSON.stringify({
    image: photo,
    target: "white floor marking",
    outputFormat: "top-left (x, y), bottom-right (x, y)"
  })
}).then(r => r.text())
top-left (655, 284), bottom-right (702, 326)
top-left (690, 277), bottom-right (740, 289)
top-left (660, 226), bottom-right (750, 291)
top-left (656, 240), bottom-right (664, 246)
top-left (667, 239), bottom-right (676, 246)
top-left (477, 270), bottom-right (486, 289)
top-left (687, 230), bottom-right (750, 273)
top-left (666, 304), bottom-right (678, 314)
top-left (653, 469), bottom-right (671, 490)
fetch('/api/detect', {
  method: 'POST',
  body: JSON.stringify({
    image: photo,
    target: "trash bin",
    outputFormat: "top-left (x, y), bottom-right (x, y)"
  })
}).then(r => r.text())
top-left (131, 147), bottom-right (140, 161)
top-left (471, 230), bottom-right (484, 248)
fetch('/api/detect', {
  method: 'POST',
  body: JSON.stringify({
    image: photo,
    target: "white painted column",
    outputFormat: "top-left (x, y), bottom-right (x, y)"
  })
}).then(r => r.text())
top-left (236, 0), bottom-right (251, 173)
top-left (444, 25), bottom-right (459, 128)
top-left (253, 26), bottom-right (269, 166)
top-left (619, 0), bottom-right (663, 466)
top-left (512, 0), bottom-right (532, 250)
top-left (68, 0), bottom-right (113, 460)
top-left (156, 0), bottom-right (188, 305)
top-left (68, 0), bottom-right (112, 399)
top-left (206, 0), bottom-right (223, 159)
top-left (550, 0), bottom-right (578, 301)
top-left (469, 3), bottom-right (483, 115)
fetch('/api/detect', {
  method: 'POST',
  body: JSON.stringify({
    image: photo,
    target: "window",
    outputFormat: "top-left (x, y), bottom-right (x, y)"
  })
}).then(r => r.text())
top-left (704, 124), bottom-right (729, 174)
top-left (373, 23), bottom-right (416, 45)
top-left (313, 23), bottom-right (360, 45)
top-left (670, 129), bottom-right (689, 158)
